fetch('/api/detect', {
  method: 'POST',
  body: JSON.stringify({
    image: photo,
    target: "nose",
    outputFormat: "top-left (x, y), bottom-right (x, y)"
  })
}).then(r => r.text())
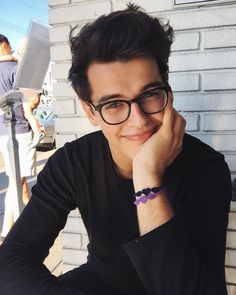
top-left (127, 101), bottom-right (149, 126)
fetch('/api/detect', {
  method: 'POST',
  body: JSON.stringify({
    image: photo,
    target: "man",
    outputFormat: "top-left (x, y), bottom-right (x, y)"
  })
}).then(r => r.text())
top-left (0, 34), bottom-right (43, 241)
top-left (0, 5), bottom-right (232, 294)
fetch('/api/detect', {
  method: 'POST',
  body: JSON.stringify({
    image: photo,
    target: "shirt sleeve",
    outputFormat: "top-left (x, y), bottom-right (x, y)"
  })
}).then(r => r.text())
top-left (0, 145), bottom-right (81, 295)
top-left (123, 154), bottom-right (232, 295)
top-left (11, 63), bottom-right (17, 86)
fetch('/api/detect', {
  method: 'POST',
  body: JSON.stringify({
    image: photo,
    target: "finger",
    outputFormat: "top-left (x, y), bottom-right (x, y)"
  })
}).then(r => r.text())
top-left (162, 102), bottom-right (175, 130)
top-left (173, 112), bottom-right (186, 150)
top-left (164, 89), bottom-right (174, 111)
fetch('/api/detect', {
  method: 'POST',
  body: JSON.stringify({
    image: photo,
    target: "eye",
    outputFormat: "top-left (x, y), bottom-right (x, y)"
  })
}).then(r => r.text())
top-left (142, 89), bottom-right (164, 99)
top-left (104, 101), bottom-right (121, 109)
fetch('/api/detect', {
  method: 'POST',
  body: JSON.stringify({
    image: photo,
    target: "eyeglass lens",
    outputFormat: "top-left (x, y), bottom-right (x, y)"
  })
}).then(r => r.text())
top-left (100, 88), bottom-right (167, 124)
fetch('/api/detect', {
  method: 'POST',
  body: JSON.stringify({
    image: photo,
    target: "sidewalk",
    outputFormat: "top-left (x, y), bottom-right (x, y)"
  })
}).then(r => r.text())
top-left (0, 149), bottom-right (62, 276)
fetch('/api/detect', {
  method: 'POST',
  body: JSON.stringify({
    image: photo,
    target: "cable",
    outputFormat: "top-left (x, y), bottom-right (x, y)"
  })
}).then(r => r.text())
top-left (0, 20), bottom-right (25, 31)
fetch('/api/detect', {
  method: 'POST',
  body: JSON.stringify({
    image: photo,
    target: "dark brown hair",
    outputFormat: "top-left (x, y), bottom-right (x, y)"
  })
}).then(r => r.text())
top-left (0, 34), bottom-right (10, 45)
top-left (68, 3), bottom-right (174, 101)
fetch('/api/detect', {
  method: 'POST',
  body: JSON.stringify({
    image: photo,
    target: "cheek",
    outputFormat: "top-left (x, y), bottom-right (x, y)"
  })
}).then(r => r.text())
top-left (99, 123), bottom-right (119, 141)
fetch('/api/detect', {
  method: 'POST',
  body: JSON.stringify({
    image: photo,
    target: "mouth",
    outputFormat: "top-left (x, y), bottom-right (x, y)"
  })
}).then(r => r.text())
top-left (123, 128), bottom-right (156, 142)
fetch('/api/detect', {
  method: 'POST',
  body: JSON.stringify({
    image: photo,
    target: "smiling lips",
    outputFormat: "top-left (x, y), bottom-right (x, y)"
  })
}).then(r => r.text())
top-left (123, 128), bottom-right (156, 142)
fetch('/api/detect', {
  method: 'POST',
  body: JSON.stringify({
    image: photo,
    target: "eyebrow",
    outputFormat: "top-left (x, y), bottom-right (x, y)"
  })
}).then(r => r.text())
top-left (97, 81), bottom-right (164, 104)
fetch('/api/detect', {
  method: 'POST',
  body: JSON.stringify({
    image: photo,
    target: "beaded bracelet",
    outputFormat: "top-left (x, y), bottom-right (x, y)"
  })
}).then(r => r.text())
top-left (133, 186), bottom-right (166, 206)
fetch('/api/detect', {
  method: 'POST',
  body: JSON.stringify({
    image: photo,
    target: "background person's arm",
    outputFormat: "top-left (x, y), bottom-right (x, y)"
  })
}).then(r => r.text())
top-left (22, 101), bottom-right (42, 136)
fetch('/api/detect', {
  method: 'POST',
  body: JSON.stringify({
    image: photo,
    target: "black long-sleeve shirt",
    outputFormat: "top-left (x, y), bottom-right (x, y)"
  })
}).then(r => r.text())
top-left (0, 131), bottom-right (232, 294)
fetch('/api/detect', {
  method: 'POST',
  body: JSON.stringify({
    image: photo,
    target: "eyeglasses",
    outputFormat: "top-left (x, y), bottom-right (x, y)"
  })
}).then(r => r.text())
top-left (89, 85), bottom-right (170, 125)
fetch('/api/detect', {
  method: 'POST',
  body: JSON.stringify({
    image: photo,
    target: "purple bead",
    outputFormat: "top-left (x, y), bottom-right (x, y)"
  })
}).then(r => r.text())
top-left (140, 196), bottom-right (147, 203)
top-left (134, 200), bottom-right (140, 205)
top-left (148, 193), bottom-right (158, 200)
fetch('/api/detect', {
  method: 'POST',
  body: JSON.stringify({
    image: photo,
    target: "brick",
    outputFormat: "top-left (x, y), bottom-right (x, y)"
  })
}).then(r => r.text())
top-left (204, 27), bottom-right (236, 49)
top-left (51, 62), bottom-right (71, 80)
top-left (228, 212), bottom-right (236, 230)
top-left (81, 233), bottom-right (89, 250)
top-left (49, 25), bottom-right (71, 43)
top-left (114, 0), bottom-right (172, 12)
top-left (224, 154), bottom-right (236, 172)
top-left (62, 248), bottom-right (87, 265)
top-left (170, 50), bottom-right (236, 72)
top-left (227, 285), bottom-right (236, 295)
top-left (225, 267), bottom-right (236, 284)
top-left (62, 132), bottom-right (95, 146)
top-left (225, 249), bottom-right (236, 267)
top-left (173, 93), bottom-right (236, 112)
top-left (48, 0), bottom-right (70, 5)
top-left (62, 263), bottom-right (79, 273)
top-left (54, 99), bottom-right (76, 115)
top-left (53, 81), bottom-right (75, 96)
top-left (169, 73), bottom-right (200, 91)
top-left (68, 209), bottom-right (80, 218)
top-left (182, 113), bottom-right (199, 131)
top-left (64, 215), bottom-right (87, 234)
top-left (231, 201), bottom-right (236, 212)
top-left (49, 2), bottom-right (111, 24)
top-left (55, 116), bottom-right (99, 133)
top-left (172, 32), bottom-right (200, 52)
top-left (194, 134), bottom-right (236, 152)
top-left (204, 71), bottom-right (236, 91)
top-left (174, 0), bottom-right (205, 4)
top-left (226, 230), bottom-right (236, 248)
top-left (76, 100), bottom-right (86, 115)
top-left (72, 0), bottom-right (100, 2)
top-left (56, 134), bottom-right (77, 148)
top-left (159, 5), bottom-right (236, 30)
top-left (50, 44), bottom-right (71, 61)
top-left (202, 113), bottom-right (236, 131)
top-left (61, 232), bottom-right (82, 249)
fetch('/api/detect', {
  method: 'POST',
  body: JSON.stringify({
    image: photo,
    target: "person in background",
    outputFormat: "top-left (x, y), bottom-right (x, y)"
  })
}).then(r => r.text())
top-left (29, 92), bottom-right (41, 110)
top-left (0, 5), bottom-right (232, 295)
top-left (29, 92), bottom-right (46, 143)
top-left (0, 34), bottom-right (43, 241)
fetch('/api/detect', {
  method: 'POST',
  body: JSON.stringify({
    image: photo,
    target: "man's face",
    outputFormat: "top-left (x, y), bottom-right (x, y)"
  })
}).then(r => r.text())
top-left (83, 56), bottom-right (168, 167)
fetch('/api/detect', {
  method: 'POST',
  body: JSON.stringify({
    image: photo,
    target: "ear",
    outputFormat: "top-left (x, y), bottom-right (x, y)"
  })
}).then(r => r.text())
top-left (80, 100), bottom-right (99, 126)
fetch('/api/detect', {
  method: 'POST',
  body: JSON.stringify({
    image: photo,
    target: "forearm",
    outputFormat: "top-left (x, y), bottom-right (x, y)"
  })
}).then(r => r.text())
top-left (26, 114), bottom-right (41, 135)
top-left (0, 144), bottom-right (78, 294)
top-left (0, 247), bottom-right (75, 295)
top-left (22, 102), bottom-right (41, 135)
top-left (129, 141), bottom-right (231, 295)
top-left (132, 97), bottom-right (185, 235)
top-left (124, 217), bottom-right (228, 295)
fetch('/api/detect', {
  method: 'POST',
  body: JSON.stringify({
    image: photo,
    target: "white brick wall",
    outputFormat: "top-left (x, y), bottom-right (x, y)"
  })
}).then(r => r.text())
top-left (49, 2), bottom-right (111, 24)
top-left (169, 73), bottom-right (200, 91)
top-left (204, 27), bottom-right (236, 49)
top-left (203, 70), bottom-right (236, 90)
top-left (171, 31), bottom-right (200, 51)
top-left (49, 1), bottom-right (236, 292)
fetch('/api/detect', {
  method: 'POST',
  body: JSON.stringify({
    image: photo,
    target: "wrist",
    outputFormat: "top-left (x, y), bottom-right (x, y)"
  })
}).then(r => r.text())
top-left (132, 167), bottom-right (164, 192)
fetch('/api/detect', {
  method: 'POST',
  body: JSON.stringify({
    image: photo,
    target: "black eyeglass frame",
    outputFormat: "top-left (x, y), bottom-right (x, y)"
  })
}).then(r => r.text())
top-left (89, 84), bottom-right (171, 125)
